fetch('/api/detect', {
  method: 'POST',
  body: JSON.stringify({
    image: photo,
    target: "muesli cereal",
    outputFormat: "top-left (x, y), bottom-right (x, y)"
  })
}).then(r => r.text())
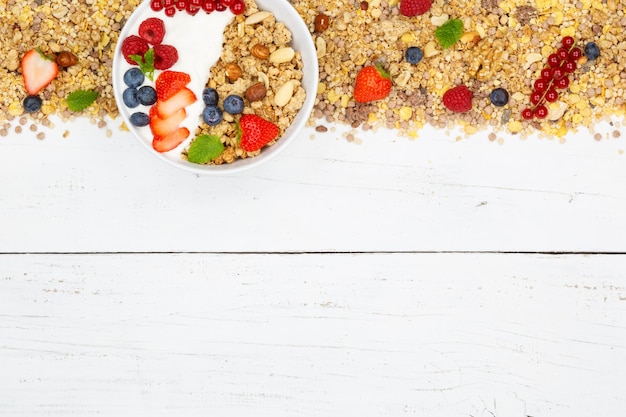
top-left (1, 0), bottom-right (625, 142)
top-left (289, 0), bottom-right (626, 139)
top-left (184, 2), bottom-right (306, 164)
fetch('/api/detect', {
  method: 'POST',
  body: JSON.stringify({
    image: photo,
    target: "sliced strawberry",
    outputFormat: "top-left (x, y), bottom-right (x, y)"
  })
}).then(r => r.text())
top-left (21, 48), bottom-right (58, 95)
top-left (152, 127), bottom-right (190, 153)
top-left (238, 114), bottom-right (279, 152)
top-left (149, 107), bottom-right (186, 137)
top-left (155, 87), bottom-right (196, 119)
top-left (155, 70), bottom-right (191, 101)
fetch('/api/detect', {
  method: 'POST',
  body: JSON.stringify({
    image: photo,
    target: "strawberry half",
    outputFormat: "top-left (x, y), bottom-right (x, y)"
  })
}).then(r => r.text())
top-left (153, 127), bottom-right (190, 153)
top-left (353, 63), bottom-right (392, 103)
top-left (238, 114), bottom-right (279, 152)
top-left (155, 87), bottom-right (196, 119)
top-left (21, 48), bottom-right (59, 95)
top-left (155, 70), bottom-right (191, 101)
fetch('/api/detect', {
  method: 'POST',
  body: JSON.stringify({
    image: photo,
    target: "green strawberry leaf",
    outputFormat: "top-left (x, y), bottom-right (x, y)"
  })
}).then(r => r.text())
top-left (130, 48), bottom-right (155, 81)
top-left (435, 18), bottom-right (464, 49)
top-left (187, 134), bottom-right (224, 164)
top-left (66, 89), bottom-right (99, 112)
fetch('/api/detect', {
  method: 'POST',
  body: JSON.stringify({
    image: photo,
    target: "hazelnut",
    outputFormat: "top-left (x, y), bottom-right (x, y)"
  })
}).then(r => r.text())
top-left (314, 13), bottom-right (330, 33)
top-left (56, 51), bottom-right (77, 68)
top-left (251, 43), bottom-right (270, 60)
top-left (225, 62), bottom-right (242, 82)
top-left (245, 82), bottom-right (267, 102)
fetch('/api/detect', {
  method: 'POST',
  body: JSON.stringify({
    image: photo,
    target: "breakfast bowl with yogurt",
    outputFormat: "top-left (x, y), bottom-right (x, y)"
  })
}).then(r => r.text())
top-left (112, 0), bottom-right (318, 174)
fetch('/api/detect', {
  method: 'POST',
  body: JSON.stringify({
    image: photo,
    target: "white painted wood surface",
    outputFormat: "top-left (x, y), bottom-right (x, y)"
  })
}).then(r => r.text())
top-left (1, 117), bottom-right (626, 416)
top-left (1, 253), bottom-right (625, 417)
top-left (1, 118), bottom-right (625, 252)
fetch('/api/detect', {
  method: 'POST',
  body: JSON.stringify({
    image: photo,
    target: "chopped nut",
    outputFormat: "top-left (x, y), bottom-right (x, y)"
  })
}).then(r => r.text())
top-left (245, 82), bottom-right (267, 102)
top-left (56, 51), bottom-right (78, 68)
top-left (251, 44), bottom-right (270, 60)
top-left (245, 11), bottom-right (272, 25)
top-left (225, 62), bottom-right (242, 82)
top-left (314, 13), bottom-right (330, 33)
top-left (269, 47), bottom-right (295, 64)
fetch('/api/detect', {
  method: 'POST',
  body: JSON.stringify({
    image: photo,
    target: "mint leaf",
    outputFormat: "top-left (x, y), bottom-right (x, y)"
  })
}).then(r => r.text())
top-left (66, 90), bottom-right (99, 112)
top-left (187, 135), bottom-right (224, 164)
top-left (130, 48), bottom-right (155, 81)
top-left (435, 18), bottom-right (463, 49)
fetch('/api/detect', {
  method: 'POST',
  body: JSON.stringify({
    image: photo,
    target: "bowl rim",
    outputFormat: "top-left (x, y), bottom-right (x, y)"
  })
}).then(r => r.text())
top-left (112, 0), bottom-right (318, 175)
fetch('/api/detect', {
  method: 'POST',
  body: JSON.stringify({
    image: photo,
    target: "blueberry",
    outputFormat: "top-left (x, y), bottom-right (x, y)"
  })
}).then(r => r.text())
top-left (122, 87), bottom-right (140, 108)
top-left (129, 112), bottom-right (150, 127)
top-left (202, 88), bottom-right (219, 106)
top-left (489, 88), bottom-right (509, 107)
top-left (584, 42), bottom-right (600, 60)
top-left (23, 95), bottom-right (42, 113)
top-left (202, 105), bottom-right (223, 126)
top-left (137, 86), bottom-right (157, 106)
top-left (123, 68), bottom-right (145, 88)
top-left (223, 94), bottom-right (244, 114)
top-left (404, 46), bottom-right (423, 65)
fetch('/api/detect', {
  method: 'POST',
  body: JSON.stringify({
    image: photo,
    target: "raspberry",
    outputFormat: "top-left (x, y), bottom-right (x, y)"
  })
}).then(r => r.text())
top-left (442, 85), bottom-right (473, 113)
top-left (399, 0), bottom-right (431, 17)
top-left (153, 44), bottom-right (178, 70)
top-left (121, 35), bottom-right (150, 65)
top-left (138, 17), bottom-right (166, 45)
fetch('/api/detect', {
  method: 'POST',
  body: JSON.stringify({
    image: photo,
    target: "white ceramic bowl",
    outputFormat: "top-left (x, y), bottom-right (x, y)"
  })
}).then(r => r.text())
top-left (112, 0), bottom-right (318, 175)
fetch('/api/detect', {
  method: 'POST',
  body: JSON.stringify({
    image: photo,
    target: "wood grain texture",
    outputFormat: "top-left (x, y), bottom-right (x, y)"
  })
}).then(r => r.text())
top-left (1, 253), bottom-right (625, 417)
top-left (1, 118), bottom-right (625, 253)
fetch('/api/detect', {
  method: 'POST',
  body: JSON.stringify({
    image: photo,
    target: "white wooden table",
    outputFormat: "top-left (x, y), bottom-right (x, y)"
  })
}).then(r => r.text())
top-left (1, 117), bottom-right (625, 417)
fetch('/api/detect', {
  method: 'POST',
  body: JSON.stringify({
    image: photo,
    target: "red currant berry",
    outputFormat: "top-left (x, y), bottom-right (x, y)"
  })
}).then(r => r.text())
top-left (190, 0), bottom-right (201, 5)
top-left (164, 6), bottom-right (176, 16)
top-left (562, 36), bottom-right (575, 49)
top-left (563, 60), bottom-right (577, 73)
top-left (555, 76), bottom-right (569, 89)
top-left (541, 67), bottom-right (553, 81)
top-left (522, 108), bottom-right (534, 120)
top-left (534, 105), bottom-right (548, 119)
top-left (534, 79), bottom-right (549, 92)
top-left (202, 0), bottom-right (216, 12)
top-left (186, 2), bottom-right (200, 14)
top-left (221, 0), bottom-right (234, 5)
top-left (164, 0), bottom-right (175, 6)
top-left (230, 0), bottom-right (245, 14)
top-left (545, 89), bottom-right (558, 102)
top-left (151, 0), bottom-right (164, 11)
top-left (176, 0), bottom-right (187, 10)
top-left (556, 47), bottom-right (569, 61)
top-left (552, 67), bottom-right (564, 80)
top-left (215, 1), bottom-right (227, 11)
top-left (548, 53), bottom-right (560, 67)
top-left (569, 47), bottom-right (582, 61)
top-left (530, 91), bottom-right (543, 105)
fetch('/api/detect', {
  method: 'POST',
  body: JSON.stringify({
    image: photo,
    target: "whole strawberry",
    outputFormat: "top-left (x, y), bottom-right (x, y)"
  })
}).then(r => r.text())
top-left (238, 114), bottom-right (279, 152)
top-left (399, 0), bottom-right (432, 17)
top-left (442, 85), bottom-right (473, 113)
top-left (353, 63), bottom-right (392, 103)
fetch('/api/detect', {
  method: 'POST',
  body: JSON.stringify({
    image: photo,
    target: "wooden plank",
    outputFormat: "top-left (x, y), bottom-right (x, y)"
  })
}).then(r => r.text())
top-left (0, 253), bottom-right (625, 417)
top-left (1, 118), bottom-right (626, 252)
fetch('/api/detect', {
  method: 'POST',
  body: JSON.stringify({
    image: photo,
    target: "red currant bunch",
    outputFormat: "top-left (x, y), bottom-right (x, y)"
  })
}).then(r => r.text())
top-left (150, 0), bottom-right (246, 16)
top-left (521, 36), bottom-right (584, 120)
